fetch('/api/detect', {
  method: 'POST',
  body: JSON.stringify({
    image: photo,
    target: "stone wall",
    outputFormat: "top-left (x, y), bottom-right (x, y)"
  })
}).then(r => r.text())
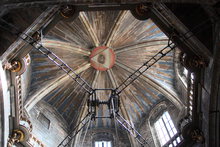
top-left (200, 22), bottom-right (220, 147)
top-left (0, 63), bottom-right (11, 147)
top-left (138, 100), bottom-right (181, 147)
top-left (28, 101), bottom-right (68, 147)
top-left (173, 49), bottom-right (188, 106)
top-left (76, 128), bottom-right (131, 147)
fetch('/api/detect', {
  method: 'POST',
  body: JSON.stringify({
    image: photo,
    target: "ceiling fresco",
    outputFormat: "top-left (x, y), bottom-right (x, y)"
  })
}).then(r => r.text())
top-left (24, 10), bottom-right (178, 129)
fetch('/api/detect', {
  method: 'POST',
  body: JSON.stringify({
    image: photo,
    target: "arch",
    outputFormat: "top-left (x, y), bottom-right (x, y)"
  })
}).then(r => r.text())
top-left (147, 100), bottom-right (185, 147)
top-left (0, 62), bottom-right (11, 147)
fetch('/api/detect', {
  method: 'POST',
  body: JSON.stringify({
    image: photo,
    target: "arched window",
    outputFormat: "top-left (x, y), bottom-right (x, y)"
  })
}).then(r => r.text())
top-left (175, 50), bottom-right (196, 119)
top-left (177, 57), bottom-right (189, 88)
top-left (95, 141), bottom-right (112, 147)
top-left (154, 111), bottom-right (181, 146)
top-left (92, 132), bottom-right (114, 147)
top-left (148, 101), bottom-right (183, 147)
top-left (183, 67), bottom-right (188, 78)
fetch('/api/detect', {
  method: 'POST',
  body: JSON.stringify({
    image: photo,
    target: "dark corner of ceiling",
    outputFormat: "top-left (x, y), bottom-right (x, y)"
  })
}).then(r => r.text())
top-left (165, 3), bottom-right (214, 54)
top-left (0, 6), bottom-right (47, 56)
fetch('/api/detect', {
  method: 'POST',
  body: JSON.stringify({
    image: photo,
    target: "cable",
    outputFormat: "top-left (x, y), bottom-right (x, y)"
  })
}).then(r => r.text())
top-left (81, 114), bottom-right (92, 147)
top-left (111, 98), bottom-right (119, 146)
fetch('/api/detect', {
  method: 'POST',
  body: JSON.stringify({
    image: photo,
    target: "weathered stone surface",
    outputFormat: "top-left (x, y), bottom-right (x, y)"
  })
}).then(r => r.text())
top-left (77, 128), bottom-right (131, 147)
top-left (0, 1), bottom-right (219, 147)
top-left (29, 101), bottom-right (68, 147)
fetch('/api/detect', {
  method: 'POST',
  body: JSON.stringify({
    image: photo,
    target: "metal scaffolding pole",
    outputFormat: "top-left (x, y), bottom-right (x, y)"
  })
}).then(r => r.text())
top-left (57, 113), bottom-right (92, 147)
top-left (115, 113), bottom-right (150, 147)
top-left (80, 114), bottom-right (92, 147)
top-left (115, 39), bottom-right (175, 95)
top-left (0, 18), bottom-right (94, 94)
top-left (111, 97), bottom-right (119, 146)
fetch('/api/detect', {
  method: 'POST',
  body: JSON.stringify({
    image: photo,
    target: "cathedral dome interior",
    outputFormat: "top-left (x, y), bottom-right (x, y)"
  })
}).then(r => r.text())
top-left (0, 1), bottom-right (219, 147)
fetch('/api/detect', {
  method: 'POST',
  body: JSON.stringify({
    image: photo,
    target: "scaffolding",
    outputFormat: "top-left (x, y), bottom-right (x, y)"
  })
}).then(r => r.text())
top-left (0, 8), bottom-right (175, 147)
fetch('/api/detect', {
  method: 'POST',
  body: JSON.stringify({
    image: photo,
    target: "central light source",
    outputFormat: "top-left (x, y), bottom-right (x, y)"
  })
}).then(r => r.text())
top-left (90, 46), bottom-right (115, 71)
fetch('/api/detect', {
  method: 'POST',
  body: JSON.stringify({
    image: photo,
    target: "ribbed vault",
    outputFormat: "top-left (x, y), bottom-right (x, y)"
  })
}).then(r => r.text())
top-left (25, 10), bottom-right (180, 130)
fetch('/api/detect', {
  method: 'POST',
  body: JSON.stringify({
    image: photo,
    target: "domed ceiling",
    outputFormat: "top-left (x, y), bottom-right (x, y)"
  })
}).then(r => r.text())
top-left (24, 10), bottom-right (179, 129)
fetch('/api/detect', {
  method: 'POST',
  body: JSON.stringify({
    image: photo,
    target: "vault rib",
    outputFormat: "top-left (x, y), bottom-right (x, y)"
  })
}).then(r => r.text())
top-left (79, 12), bottom-right (100, 47)
top-left (92, 70), bottom-right (100, 87)
top-left (115, 61), bottom-right (184, 110)
top-left (106, 69), bottom-right (117, 88)
top-left (104, 11), bottom-right (127, 47)
top-left (24, 62), bottom-right (91, 111)
top-left (42, 38), bottom-right (91, 56)
top-left (106, 69), bottom-right (137, 146)
top-left (107, 69), bottom-right (131, 121)
top-left (114, 39), bottom-right (168, 54)
top-left (129, 89), bottom-right (146, 112)
top-left (108, 68), bottom-right (143, 121)
top-left (72, 70), bottom-right (100, 146)
top-left (0, 6), bottom-right (59, 65)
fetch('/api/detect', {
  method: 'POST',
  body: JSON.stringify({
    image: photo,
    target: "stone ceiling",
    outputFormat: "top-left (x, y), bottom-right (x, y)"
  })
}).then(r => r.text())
top-left (23, 10), bottom-right (180, 129)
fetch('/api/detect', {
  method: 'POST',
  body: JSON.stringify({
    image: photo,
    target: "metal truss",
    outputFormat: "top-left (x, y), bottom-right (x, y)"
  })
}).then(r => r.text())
top-left (0, 18), bottom-right (93, 94)
top-left (1, 3), bottom-right (213, 147)
top-left (35, 44), bottom-right (93, 93)
top-left (116, 39), bottom-right (176, 95)
top-left (115, 113), bottom-right (150, 147)
top-left (0, 13), bottom-right (175, 95)
top-left (59, 89), bottom-right (150, 146)
top-left (57, 113), bottom-right (92, 147)
top-left (86, 89), bottom-right (151, 146)
top-left (1, 13), bottom-right (175, 147)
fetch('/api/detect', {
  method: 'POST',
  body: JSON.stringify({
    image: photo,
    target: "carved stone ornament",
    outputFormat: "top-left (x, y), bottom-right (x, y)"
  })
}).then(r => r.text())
top-left (7, 130), bottom-right (25, 147)
top-left (179, 52), bottom-right (206, 72)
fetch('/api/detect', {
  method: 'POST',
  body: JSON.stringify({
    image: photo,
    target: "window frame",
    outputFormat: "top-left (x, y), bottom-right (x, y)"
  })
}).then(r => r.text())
top-left (37, 112), bottom-right (50, 129)
top-left (154, 111), bottom-right (178, 146)
top-left (148, 101), bottom-right (183, 147)
top-left (92, 132), bottom-right (114, 147)
top-left (95, 141), bottom-right (112, 147)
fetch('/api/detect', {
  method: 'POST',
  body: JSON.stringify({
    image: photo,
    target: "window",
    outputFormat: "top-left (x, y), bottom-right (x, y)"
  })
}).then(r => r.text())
top-left (179, 66), bottom-right (189, 87)
top-left (95, 141), bottom-right (112, 147)
top-left (37, 113), bottom-right (50, 129)
top-left (154, 111), bottom-right (179, 146)
top-left (183, 67), bottom-right (188, 77)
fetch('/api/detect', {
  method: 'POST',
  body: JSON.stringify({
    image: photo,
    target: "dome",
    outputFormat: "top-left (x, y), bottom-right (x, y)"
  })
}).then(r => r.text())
top-left (24, 10), bottom-right (182, 146)
top-left (0, 2), bottom-right (217, 147)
